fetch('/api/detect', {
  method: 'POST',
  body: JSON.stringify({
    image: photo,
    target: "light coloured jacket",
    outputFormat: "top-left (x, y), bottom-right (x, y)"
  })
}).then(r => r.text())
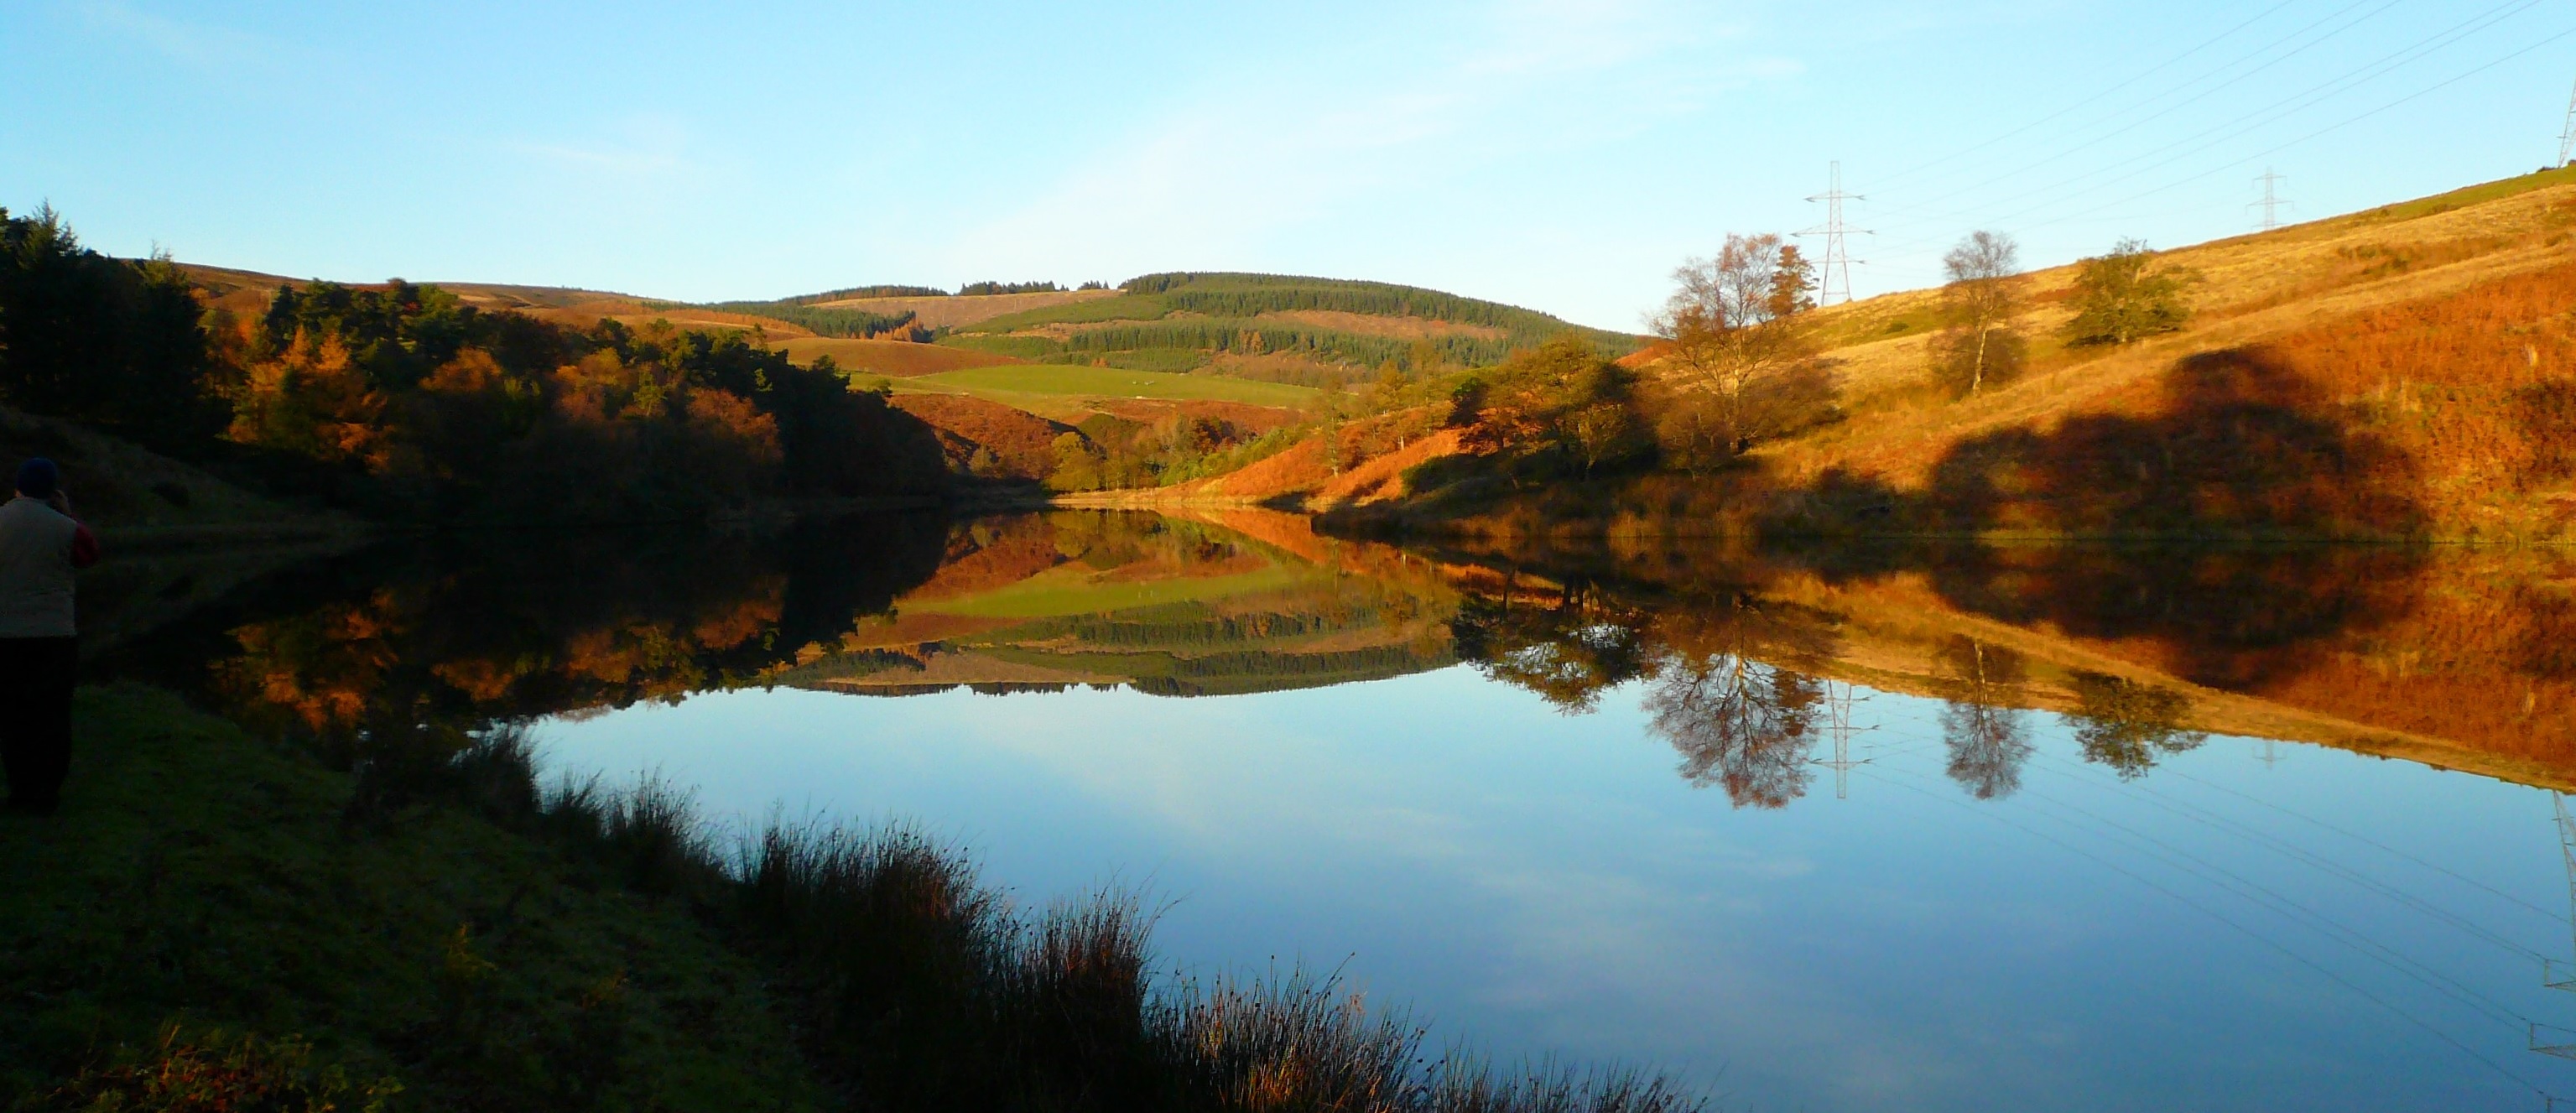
top-left (0, 497), bottom-right (100, 638)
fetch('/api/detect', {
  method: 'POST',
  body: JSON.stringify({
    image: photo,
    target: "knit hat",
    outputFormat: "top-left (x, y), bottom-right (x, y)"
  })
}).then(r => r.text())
top-left (15, 458), bottom-right (59, 500)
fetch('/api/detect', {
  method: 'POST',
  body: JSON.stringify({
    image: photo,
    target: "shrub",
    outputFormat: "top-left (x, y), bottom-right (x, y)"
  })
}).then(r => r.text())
top-left (30, 1027), bottom-right (400, 1113)
top-left (2063, 239), bottom-right (2193, 346)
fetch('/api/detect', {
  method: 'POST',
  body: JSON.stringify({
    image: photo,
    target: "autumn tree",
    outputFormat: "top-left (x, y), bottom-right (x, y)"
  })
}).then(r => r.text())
top-left (1931, 231), bottom-right (2028, 397)
top-left (1649, 234), bottom-right (1831, 467)
top-left (2064, 238), bottom-right (2193, 346)
top-left (1455, 335), bottom-right (1646, 481)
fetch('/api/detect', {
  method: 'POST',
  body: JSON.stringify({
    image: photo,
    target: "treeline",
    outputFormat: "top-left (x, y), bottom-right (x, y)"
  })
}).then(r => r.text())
top-left (778, 283), bottom-right (947, 304)
top-left (696, 299), bottom-right (921, 339)
top-left (1121, 272), bottom-right (1632, 349)
top-left (0, 206), bottom-right (950, 522)
top-left (949, 318), bottom-right (1526, 369)
top-left (958, 280), bottom-right (1062, 296)
top-left (0, 206), bottom-right (229, 451)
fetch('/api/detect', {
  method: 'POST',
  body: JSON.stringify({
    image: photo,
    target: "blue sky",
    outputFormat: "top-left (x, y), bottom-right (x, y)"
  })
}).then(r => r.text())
top-left (4, 0), bottom-right (2569, 330)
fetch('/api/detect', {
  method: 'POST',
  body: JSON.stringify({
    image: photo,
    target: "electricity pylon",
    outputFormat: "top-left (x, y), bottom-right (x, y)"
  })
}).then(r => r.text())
top-left (1809, 679), bottom-right (1874, 799)
top-left (2544, 794), bottom-right (2576, 994)
top-left (2558, 78), bottom-right (2576, 167)
top-left (1797, 162), bottom-right (1869, 305)
top-left (2532, 796), bottom-right (2576, 1065)
top-left (2250, 169), bottom-right (2292, 231)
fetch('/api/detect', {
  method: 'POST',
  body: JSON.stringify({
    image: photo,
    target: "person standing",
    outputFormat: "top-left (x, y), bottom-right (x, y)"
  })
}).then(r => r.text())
top-left (0, 458), bottom-right (99, 816)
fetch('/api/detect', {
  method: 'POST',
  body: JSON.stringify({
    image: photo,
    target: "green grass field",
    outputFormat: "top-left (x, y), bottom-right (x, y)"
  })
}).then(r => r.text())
top-left (903, 364), bottom-right (1320, 408)
top-left (913, 564), bottom-right (1315, 619)
top-left (958, 294), bottom-right (1172, 334)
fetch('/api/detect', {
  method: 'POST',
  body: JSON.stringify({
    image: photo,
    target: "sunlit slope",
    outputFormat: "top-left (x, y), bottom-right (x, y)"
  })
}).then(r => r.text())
top-left (1230, 168), bottom-right (2576, 538)
top-left (899, 365), bottom-right (1320, 408)
top-left (1751, 167), bottom-right (2576, 538)
top-left (931, 273), bottom-right (1635, 374)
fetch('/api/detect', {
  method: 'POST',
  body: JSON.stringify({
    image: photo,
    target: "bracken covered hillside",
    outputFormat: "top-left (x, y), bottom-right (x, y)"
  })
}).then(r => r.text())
top-left (1267, 167), bottom-right (2576, 542)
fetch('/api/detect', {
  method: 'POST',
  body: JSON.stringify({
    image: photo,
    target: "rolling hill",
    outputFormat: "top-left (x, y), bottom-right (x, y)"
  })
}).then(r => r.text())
top-left (1158, 166), bottom-right (2576, 543)
top-left (172, 263), bottom-right (1624, 495)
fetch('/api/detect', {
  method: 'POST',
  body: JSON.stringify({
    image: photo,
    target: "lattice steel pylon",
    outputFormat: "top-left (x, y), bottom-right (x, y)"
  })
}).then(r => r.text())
top-left (2250, 169), bottom-right (2292, 231)
top-left (1808, 680), bottom-right (1874, 799)
top-left (2558, 77), bottom-right (2576, 167)
top-left (1797, 162), bottom-right (1869, 306)
top-left (2545, 794), bottom-right (2576, 996)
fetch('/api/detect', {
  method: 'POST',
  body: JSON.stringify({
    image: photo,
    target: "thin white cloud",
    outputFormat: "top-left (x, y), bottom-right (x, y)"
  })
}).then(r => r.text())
top-left (504, 115), bottom-right (700, 183)
top-left (79, 0), bottom-right (267, 70)
top-left (940, 0), bottom-right (1782, 283)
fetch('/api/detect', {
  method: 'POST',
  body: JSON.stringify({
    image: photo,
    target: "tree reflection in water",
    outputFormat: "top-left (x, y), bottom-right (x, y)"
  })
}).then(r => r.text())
top-left (1454, 581), bottom-right (1845, 809)
top-left (1933, 637), bottom-right (2033, 800)
top-left (1647, 655), bottom-right (1821, 809)
top-left (2065, 671), bottom-right (2207, 780)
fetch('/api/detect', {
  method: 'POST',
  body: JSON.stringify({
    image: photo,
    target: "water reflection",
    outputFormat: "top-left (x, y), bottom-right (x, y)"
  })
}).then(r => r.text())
top-left (86, 509), bottom-right (2576, 800)
top-left (79, 509), bottom-right (2576, 1110)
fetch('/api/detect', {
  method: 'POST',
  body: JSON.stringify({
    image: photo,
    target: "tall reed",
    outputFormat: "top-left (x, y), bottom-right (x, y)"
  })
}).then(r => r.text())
top-left (421, 727), bottom-right (1705, 1112)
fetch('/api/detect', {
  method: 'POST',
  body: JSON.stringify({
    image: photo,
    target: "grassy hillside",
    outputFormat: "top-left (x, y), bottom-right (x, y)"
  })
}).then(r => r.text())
top-left (905, 365), bottom-right (1320, 408)
top-left (1257, 167), bottom-right (2576, 542)
top-left (773, 335), bottom-right (1026, 376)
top-left (935, 272), bottom-right (1635, 374)
top-left (0, 403), bottom-right (358, 545)
top-left (160, 263), bottom-right (1629, 499)
top-left (0, 685), bottom-right (825, 1109)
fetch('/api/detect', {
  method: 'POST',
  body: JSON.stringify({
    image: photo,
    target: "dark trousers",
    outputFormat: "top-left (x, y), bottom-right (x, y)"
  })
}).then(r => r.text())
top-left (0, 637), bottom-right (76, 809)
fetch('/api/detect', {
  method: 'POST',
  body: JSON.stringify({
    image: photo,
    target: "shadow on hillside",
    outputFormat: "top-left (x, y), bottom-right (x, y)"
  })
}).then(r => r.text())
top-left (1913, 348), bottom-right (2426, 538)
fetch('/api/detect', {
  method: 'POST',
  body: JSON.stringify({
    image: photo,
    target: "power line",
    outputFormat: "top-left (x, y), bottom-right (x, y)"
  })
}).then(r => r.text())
top-left (1866, 0), bottom-right (2305, 192)
top-left (2021, 23), bottom-right (2576, 235)
top-left (2032, 752), bottom-right (2552, 965)
top-left (1873, 0), bottom-right (2417, 221)
top-left (2162, 765), bottom-right (2571, 925)
top-left (1874, 0), bottom-right (2547, 241)
top-left (1850, 764), bottom-right (2555, 1100)
top-left (1846, 1), bottom-right (2560, 291)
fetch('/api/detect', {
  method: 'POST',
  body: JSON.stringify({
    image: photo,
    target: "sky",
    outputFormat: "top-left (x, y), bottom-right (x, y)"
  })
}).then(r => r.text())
top-left (3, 0), bottom-right (2570, 330)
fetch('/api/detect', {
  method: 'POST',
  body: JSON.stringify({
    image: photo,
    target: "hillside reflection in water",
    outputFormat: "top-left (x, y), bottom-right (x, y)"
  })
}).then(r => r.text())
top-left (95, 511), bottom-right (2576, 1111)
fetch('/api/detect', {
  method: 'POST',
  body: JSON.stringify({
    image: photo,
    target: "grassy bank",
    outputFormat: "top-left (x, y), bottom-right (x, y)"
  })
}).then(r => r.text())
top-left (0, 685), bottom-right (824, 1110)
top-left (2, 685), bottom-right (1702, 1112)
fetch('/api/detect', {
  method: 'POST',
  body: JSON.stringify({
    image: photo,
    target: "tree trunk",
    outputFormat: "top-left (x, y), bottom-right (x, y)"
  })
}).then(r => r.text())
top-left (1970, 324), bottom-right (1991, 396)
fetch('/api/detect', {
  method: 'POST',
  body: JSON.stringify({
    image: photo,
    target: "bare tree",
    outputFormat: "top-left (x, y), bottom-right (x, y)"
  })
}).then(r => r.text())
top-left (1651, 234), bottom-right (1823, 457)
top-left (1647, 651), bottom-right (1821, 809)
top-left (1933, 231), bottom-right (2027, 397)
top-left (1935, 637), bottom-right (2033, 800)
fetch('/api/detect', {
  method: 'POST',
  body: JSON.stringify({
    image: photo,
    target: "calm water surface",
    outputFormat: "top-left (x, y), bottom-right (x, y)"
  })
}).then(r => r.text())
top-left (101, 512), bottom-right (2576, 1111)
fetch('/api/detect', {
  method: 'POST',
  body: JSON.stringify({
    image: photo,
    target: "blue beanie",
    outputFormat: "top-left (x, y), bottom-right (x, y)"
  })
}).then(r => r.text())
top-left (15, 458), bottom-right (59, 500)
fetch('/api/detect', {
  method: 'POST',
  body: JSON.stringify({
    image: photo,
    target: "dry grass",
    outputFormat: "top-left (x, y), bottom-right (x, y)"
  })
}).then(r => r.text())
top-left (808, 289), bottom-right (1124, 330)
top-left (1732, 169), bottom-right (2576, 537)
top-left (775, 336), bottom-right (1025, 376)
top-left (890, 393), bottom-right (1070, 480)
top-left (1256, 309), bottom-right (1510, 341)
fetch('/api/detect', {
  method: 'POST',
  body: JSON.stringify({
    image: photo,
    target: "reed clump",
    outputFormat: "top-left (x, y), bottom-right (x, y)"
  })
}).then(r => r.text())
top-left (433, 728), bottom-right (1704, 1112)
